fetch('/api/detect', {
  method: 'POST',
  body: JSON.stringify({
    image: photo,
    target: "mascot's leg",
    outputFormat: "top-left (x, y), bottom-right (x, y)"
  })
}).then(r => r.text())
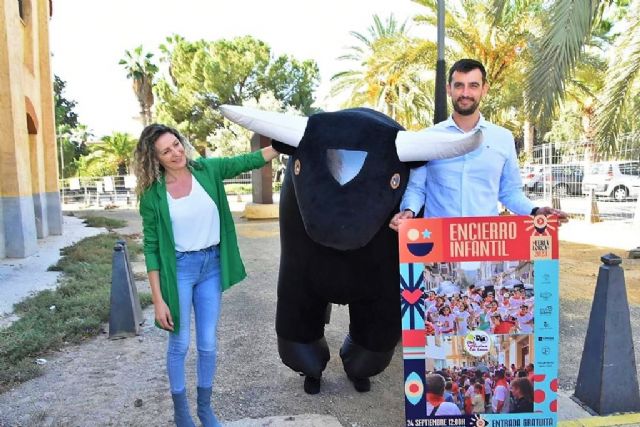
top-left (276, 292), bottom-right (330, 394)
top-left (340, 297), bottom-right (401, 392)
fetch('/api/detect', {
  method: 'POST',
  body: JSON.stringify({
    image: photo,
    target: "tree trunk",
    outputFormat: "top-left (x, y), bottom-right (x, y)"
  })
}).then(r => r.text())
top-left (523, 120), bottom-right (535, 162)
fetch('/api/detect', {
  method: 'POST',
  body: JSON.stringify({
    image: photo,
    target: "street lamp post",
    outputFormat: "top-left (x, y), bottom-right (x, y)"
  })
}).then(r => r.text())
top-left (434, 0), bottom-right (448, 125)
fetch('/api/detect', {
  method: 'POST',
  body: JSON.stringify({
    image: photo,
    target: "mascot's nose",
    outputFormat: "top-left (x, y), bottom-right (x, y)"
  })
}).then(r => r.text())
top-left (326, 149), bottom-right (368, 186)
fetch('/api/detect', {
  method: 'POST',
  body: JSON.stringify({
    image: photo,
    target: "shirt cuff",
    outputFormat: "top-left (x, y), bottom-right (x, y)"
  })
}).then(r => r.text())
top-left (144, 253), bottom-right (160, 272)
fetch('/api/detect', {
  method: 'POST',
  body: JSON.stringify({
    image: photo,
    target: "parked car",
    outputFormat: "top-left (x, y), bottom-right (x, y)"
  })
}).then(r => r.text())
top-left (521, 164), bottom-right (584, 196)
top-left (521, 164), bottom-right (545, 193)
top-left (550, 164), bottom-right (584, 196)
top-left (582, 160), bottom-right (640, 201)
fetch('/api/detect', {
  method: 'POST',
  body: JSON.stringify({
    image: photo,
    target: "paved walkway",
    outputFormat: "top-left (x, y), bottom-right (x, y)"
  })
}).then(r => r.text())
top-left (0, 215), bottom-right (103, 321)
top-left (1, 201), bottom-right (639, 426)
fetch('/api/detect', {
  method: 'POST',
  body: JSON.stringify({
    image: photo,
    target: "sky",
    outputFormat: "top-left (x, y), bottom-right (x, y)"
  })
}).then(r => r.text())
top-left (50, 0), bottom-right (431, 138)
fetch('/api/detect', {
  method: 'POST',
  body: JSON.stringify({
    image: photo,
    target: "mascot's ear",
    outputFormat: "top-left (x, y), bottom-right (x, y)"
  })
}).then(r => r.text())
top-left (271, 139), bottom-right (297, 156)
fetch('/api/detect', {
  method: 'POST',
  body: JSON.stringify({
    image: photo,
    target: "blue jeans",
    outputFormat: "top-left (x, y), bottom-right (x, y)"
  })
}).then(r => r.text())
top-left (167, 245), bottom-right (221, 394)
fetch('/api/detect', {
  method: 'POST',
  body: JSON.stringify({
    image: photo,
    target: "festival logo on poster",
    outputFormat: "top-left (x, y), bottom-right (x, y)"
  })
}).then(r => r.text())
top-left (399, 216), bottom-right (559, 427)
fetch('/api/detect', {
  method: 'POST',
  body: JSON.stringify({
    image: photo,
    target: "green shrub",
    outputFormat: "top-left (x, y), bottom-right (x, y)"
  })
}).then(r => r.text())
top-left (0, 233), bottom-right (150, 393)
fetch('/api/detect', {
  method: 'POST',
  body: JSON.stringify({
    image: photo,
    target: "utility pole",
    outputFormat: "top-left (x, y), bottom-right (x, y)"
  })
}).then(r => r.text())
top-left (433, 0), bottom-right (448, 125)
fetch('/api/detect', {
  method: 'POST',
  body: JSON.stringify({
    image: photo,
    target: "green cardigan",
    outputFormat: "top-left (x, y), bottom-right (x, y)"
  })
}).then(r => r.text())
top-left (139, 150), bottom-right (266, 332)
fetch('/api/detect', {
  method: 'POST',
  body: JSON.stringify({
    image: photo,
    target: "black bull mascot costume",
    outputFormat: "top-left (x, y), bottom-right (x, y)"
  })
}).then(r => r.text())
top-left (221, 105), bottom-right (481, 394)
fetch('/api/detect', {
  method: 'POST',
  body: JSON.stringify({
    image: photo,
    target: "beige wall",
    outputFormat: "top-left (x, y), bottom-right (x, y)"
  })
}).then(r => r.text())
top-left (0, 0), bottom-right (61, 258)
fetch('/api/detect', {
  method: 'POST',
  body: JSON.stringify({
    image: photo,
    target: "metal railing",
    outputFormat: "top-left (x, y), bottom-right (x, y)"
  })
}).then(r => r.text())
top-left (522, 136), bottom-right (640, 223)
top-left (58, 171), bottom-right (271, 209)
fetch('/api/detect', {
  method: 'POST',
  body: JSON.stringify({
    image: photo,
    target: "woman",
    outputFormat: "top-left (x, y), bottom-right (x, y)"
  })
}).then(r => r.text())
top-left (471, 383), bottom-right (486, 413)
top-left (437, 305), bottom-right (456, 335)
top-left (490, 313), bottom-right (515, 335)
top-left (134, 124), bottom-right (277, 427)
top-left (510, 377), bottom-right (534, 413)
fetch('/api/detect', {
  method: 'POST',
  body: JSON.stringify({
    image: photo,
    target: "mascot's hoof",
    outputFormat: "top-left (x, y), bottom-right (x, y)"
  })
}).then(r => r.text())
top-left (304, 376), bottom-right (321, 394)
top-left (348, 376), bottom-right (371, 393)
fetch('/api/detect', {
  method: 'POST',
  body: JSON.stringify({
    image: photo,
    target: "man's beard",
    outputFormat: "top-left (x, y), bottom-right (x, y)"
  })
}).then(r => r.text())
top-left (452, 97), bottom-right (480, 116)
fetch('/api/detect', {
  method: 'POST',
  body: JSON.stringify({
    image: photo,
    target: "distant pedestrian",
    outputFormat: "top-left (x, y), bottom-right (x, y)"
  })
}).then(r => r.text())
top-left (491, 370), bottom-right (510, 414)
top-left (472, 383), bottom-right (485, 413)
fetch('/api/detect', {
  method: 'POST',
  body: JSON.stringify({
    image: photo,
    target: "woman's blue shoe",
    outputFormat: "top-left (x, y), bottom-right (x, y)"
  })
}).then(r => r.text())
top-left (197, 387), bottom-right (222, 427)
top-left (171, 390), bottom-right (196, 427)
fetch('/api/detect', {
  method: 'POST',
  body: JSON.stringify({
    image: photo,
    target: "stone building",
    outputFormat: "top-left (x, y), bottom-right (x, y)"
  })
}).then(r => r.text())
top-left (0, 0), bottom-right (61, 258)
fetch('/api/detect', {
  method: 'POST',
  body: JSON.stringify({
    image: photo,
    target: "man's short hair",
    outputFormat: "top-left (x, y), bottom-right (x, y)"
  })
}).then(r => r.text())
top-left (425, 373), bottom-right (446, 396)
top-left (448, 59), bottom-right (487, 84)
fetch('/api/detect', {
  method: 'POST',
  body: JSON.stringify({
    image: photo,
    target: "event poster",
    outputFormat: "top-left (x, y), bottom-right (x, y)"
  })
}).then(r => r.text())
top-left (399, 215), bottom-right (559, 427)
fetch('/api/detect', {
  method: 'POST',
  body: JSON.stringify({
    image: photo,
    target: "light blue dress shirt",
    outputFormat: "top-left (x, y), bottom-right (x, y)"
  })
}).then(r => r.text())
top-left (400, 115), bottom-right (534, 217)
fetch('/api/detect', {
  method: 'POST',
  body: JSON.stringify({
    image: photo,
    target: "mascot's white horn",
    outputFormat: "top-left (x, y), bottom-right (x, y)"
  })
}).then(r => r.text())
top-left (219, 105), bottom-right (307, 147)
top-left (395, 128), bottom-right (483, 162)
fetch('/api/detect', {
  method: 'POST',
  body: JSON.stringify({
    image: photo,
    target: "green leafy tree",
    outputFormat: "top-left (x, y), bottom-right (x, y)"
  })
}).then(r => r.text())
top-left (155, 35), bottom-right (319, 151)
top-left (54, 75), bottom-right (89, 177)
top-left (54, 75), bottom-right (78, 128)
top-left (119, 45), bottom-right (159, 127)
top-left (57, 124), bottom-right (91, 177)
top-left (208, 92), bottom-right (294, 177)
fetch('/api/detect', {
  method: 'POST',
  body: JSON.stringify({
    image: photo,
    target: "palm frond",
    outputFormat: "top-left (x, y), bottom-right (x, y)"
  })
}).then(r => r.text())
top-left (525, 0), bottom-right (601, 123)
top-left (594, 4), bottom-right (640, 151)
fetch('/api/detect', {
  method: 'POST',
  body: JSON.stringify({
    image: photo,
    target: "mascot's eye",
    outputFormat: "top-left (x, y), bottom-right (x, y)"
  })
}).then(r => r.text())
top-left (294, 159), bottom-right (301, 175)
top-left (390, 173), bottom-right (401, 189)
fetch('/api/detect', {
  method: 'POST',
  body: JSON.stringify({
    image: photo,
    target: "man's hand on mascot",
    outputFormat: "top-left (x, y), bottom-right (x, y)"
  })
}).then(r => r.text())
top-left (389, 209), bottom-right (415, 232)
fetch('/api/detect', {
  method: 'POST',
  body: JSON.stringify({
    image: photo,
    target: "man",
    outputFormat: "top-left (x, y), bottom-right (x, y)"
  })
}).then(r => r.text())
top-left (491, 369), bottom-right (511, 414)
top-left (425, 373), bottom-right (462, 416)
top-left (389, 58), bottom-right (567, 229)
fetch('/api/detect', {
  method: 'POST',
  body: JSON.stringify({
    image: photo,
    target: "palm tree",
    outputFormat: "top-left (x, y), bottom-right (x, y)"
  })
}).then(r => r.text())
top-left (593, 1), bottom-right (640, 151)
top-left (119, 46), bottom-right (159, 127)
top-left (523, 0), bottom-right (639, 150)
top-left (90, 132), bottom-right (137, 175)
top-left (413, 0), bottom-right (541, 120)
top-left (411, 0), bottom-right (543, 157)
top-left (331, 14), bottom-right (436, 128)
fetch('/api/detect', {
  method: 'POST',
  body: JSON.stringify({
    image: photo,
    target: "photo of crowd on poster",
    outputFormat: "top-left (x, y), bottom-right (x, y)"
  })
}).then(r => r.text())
top-left (421, 260), bottom-right (537, 416)
top-left (423, 260), bottom-right (535, 337)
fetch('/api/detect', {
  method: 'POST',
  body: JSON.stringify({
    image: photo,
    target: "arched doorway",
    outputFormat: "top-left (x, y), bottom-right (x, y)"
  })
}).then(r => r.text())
top-left (26, 97), bottom-right (47, 238)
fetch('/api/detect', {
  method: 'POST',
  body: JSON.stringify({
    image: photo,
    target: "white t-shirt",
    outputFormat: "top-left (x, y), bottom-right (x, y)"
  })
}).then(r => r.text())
top-left (491, 384), bottom-right (510, 413)
top-left (515, 312), bottom-right (534, 333)
top-left (438, 314), bottom-right (456, 334)
top-left (484, 378), bottom-right (493, 394)
top-left (455, 310), bottom-right (470, 335)
top-left (167, 176), bottom-right (220, 252)
top-left (426, 402), bottom-right (462, 416)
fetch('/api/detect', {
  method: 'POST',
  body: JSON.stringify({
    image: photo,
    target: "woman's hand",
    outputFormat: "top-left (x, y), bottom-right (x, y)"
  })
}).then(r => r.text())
top-left (154, 300), bottom-right (174, 331)
top-left (261, 146), bottom-right (279, 162)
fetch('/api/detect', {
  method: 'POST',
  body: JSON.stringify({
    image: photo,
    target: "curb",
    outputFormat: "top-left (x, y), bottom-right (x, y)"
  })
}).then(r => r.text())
top-left (559, 413), bottom-right (640, 427)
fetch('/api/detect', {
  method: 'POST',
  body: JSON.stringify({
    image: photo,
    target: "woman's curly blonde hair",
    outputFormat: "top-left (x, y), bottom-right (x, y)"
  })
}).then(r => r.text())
top-left (133, 124), bottom-right (196, 196)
